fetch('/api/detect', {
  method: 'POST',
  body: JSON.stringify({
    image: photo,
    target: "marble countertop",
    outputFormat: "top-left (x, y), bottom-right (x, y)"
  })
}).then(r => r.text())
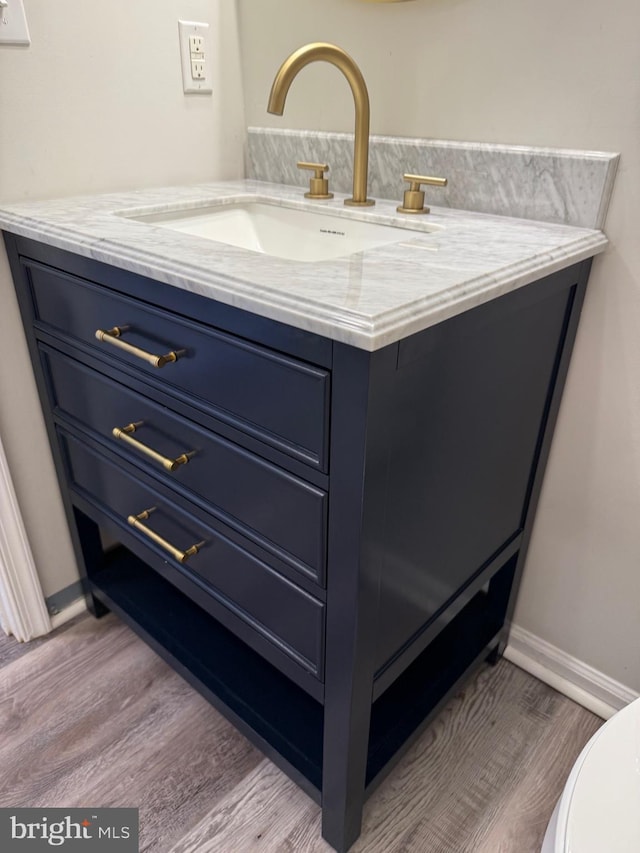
top-left (0, 180), bottom-right (607, 351)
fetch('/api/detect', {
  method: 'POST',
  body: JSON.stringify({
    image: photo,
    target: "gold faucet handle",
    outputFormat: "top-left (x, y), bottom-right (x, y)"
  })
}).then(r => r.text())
top-left (397, 173), bottom-right (448, 215)
top-left (297, 161), bottom-right (334, 200)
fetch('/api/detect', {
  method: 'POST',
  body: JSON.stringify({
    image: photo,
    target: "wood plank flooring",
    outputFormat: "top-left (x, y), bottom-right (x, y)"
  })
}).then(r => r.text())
top-left (0, 615), bottom-right (602, 853)
top-left (0, 613), bottom-right (85, 668)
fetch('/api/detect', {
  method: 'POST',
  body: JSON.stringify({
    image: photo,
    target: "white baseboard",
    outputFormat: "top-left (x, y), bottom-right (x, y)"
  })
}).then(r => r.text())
top-left (49, 597), bottom-right (87, 630)
top-left (505, 624), bottom-right (639, 720)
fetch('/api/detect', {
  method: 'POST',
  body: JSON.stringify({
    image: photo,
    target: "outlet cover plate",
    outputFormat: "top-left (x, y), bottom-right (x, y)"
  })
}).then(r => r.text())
top-left (178, 20), bottom-right (212, 94)
top-left (0, 0), bottom-right (31, 46)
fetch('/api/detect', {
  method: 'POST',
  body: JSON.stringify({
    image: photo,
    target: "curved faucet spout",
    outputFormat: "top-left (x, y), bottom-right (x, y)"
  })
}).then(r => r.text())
top-left (267, 43), bottom-right (374, 207)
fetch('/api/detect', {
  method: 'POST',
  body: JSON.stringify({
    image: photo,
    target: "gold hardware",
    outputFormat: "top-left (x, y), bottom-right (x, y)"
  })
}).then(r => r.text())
top-left (112, 422), bottom-right (193, 472)
top-left (95, 326), bottom-right (179, 368)
top-left (267, 43), bottom-right (374, 207)
top-left (297, 161), bottom-right (334, 200)
top-left (397, 173), bottom-right (448, 215)
top-left (127, 507), bottom-right (204, 564)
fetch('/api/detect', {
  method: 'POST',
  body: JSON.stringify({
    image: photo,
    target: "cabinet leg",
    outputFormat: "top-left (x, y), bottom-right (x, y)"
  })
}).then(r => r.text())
top-left (321, 344), bottom-right (396, 852)
top-left (321, 800), bottom-right (364, 852)
top-left (84, 589), bottom-right (109, 619)
top-left (321, 585), bottom-right (374, 851)
top-left (321, 697), bottom-right (369, 852)
top-left (321, 816), bottom-right (362, 853)
top-left (486, 644), bottom-right (501, 666)
top-left (486, 622), bottom-right (509, 666)
top-left (73, 508), bottom-right (110, 618)
top-left (321, 527), bottom-right (378, 852)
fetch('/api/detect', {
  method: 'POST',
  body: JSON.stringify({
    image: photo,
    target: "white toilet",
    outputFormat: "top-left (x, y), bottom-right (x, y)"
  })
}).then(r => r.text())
top-left (541, 695), bottom-right (640, 852)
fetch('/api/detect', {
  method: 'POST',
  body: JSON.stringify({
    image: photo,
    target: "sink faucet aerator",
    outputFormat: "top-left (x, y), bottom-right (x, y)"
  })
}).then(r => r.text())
top-left (267, 42), bottom-right (375, 207)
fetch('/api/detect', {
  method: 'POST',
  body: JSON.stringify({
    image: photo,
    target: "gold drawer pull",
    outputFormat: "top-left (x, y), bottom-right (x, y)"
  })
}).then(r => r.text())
top-left (112, 422), bottom-right (193, 472)
top-left (95, 326), bottom-right (179, 368)
top-left (127, 507), bottom-right (204, 564)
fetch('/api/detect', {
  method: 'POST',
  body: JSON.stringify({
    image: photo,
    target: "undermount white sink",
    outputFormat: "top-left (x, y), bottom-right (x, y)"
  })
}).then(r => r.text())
top-left (124, 200), bottom-right (436, 262)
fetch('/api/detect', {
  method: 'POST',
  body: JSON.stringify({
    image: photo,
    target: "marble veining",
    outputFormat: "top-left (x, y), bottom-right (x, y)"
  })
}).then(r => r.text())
top-left (0, 180), bottom-right (607, 350)
top-left (248, 128), bottom-right (619, 230)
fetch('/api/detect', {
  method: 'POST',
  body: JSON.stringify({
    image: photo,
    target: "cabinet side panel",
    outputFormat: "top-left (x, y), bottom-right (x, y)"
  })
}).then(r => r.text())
top-left (374, 270), bottom-right (577, 673)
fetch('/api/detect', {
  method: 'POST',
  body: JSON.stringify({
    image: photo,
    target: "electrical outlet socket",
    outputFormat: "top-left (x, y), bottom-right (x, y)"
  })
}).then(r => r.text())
top-left (189, 35), bottom-right (204, 55)
top-left (191, 60), bottom-right (205, 80)
top-left (178, 20), bottom-right (212, 94)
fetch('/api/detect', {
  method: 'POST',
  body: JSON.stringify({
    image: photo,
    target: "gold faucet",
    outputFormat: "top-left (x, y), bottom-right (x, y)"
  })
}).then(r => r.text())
top-left (267, 43), bottom-right (374, 207)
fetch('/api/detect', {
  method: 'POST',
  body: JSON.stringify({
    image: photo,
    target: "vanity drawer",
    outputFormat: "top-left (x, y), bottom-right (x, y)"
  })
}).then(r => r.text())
top-left (59, 429), bottom-right (325, 678)
top-left (25, 260), bottom-right (330, 470)
top-left (41, 345), bottom-right (327, 583)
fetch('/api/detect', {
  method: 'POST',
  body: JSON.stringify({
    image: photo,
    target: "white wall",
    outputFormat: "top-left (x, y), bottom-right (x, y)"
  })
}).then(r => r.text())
top-left (0, 0), bottom-right (245, 598)
top-left (238, 0), bottom-right (640, 692)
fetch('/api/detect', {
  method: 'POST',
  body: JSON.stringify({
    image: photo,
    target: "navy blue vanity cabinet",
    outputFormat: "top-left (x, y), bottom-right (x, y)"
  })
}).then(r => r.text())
top-left (3, 231), bottom-right (592, 853)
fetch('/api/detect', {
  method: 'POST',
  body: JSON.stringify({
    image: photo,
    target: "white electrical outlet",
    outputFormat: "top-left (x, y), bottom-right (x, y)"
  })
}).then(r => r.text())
top-left (0, 0), bottom-right (31, 46)
top-left (191, 61), bottom-right (205, 80)
top-left (178, 20), bottom-right (212, 94)
top-left (189, 35), bottom-right (204, 55)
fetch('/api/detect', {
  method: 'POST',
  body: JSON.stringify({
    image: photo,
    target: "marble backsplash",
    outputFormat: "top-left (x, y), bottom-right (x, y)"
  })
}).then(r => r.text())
top-left (247, 127), bottom-right (619, 230)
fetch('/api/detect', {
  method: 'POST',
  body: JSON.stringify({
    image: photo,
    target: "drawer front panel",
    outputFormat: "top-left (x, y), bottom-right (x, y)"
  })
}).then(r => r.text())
top-left (59, 430), bottom-right (325, 676)
top-left (26, 261), bottom-right (329, 469)
top-left (42, 345), bottom-right (327, 583)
